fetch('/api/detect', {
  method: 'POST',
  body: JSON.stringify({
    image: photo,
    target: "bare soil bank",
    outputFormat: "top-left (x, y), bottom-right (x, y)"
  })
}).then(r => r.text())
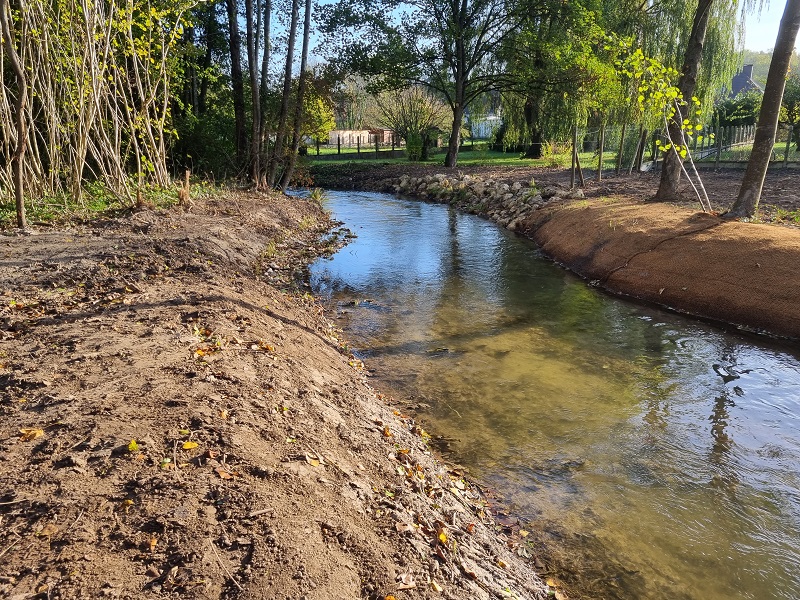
top-left (316, 162), bottom-right (800, 341)
top-left (0, 192), bottom-right (548, 600)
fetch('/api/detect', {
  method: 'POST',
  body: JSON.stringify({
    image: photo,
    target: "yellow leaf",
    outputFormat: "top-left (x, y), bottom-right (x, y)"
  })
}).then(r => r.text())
top-left (128, 439), bottom-right (139, 452)
top-left (430, 581), bottom-right (443, 592)
top-left (182, 441), bottom-right (199, 450)
top-left (121, 499), bottom-right (134, 513)
top-left (437, 529), bottom-right (447, 544)
top-left (383, 426), bottom-right (392, 438)
top-left (19, 428), bottom-right (44, 442)
top-left (216, 468), bottom-right (234, 480)
top-left (219, 409), bottom-right (229, 419)
top-left (149, 536), bottom-right (157, 552)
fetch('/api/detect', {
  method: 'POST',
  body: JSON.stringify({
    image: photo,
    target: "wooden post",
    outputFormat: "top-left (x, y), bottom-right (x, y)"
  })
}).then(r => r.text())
top-left (337, 136), bottom-right (341, 155)
top-left (596, 124), bottom-right (605, 182)
top-left (357, 137), bottom-right (360, 156)
top-left (715, 125), bottom-right (722, 168)
top-left (785, 125), bottom-right (793, 167)
top-left (575, 148), bottom-right (585, 187)
top-left (571, 125), bottom-right (577, 188)
top-left (375, 136), bottom-right (379, 158)
top-left (316, 138), bottom-right (320, 155)
top-left (616, 123), bottom-right (626, 175)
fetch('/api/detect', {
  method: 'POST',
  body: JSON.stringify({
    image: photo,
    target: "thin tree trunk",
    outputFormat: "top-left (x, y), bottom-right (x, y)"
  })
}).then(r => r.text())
top-left (654, 0), bottom-right (713, 201)
top-left (198, 7), bottom-right (215, 115)
top-left (728, 0), bottom-right (800, 218)
top-left (267, 0), bottom-right (299, 187)
top-left (258, 0), bottom-right (271, 186)
top-left (278, 0), bottom-right (312, 191)
top-left (245, 0), bottom-right (261, 184)
top-left (226, 0), bottom-right (247, 168)
top-left (0, 0), bottom-right (28, 229)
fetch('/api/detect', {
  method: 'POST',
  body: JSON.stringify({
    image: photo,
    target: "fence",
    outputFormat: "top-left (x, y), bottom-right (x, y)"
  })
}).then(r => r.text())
top-left (565, 122), bottom-right (800, 185)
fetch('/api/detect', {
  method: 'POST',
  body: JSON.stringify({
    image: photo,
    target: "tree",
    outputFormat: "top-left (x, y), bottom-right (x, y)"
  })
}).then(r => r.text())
top-left (266, 0), bottom-right (300, 187)
top-left (320, 0), bottom-right (520, 168)
top-left (278, 0), bottom-right (313, 191)
top-left (781, 74), bottom-right (800, 148)
top-left (0, 0), bottom-right (28, 229)
top-left (301, 81), bottom-right (336, 145)
top-left (373, 87), bottom-right (450, 160)
top-left (653, 0), bottom-right (714, 201)
top-left (728, 0), bottom-right (800, 218)
top-left (715, 91), bottom-right (762, 127)
top-left (226, 0), bottom-right (247, 166)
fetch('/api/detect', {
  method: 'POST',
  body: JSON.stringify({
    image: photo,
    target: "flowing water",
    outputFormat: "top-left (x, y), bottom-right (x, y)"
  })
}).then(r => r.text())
top-left (309, 190), bottom-right (800, 600)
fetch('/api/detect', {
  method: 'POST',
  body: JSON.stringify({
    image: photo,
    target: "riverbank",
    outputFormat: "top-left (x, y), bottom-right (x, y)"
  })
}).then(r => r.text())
top-left (0, 191), bottom-right (548, 599)
top-left (314, 163), bottom-right (800, 341)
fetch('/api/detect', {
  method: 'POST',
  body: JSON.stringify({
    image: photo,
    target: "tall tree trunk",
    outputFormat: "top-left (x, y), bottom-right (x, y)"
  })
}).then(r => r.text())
top-left (278, 0), bottom-right (312, 191)
top-left (258, 0), bottom-right (271, 186)
top-left (653, 0), bottom-right (713, 201)
top-left (199, 5), bottom-right (216, 116)
top-left (727, 0), bottom-right (800, 218)
top-left (245, 0), bottom-right (261, 184)
top-left (266, 0), bottom-right (299, 187)
top-left (523, 96), bottom-right (543, 159)
top-left (226, 0), bottom-right (247, 168)
top-left (0, 0), bottom-right (28, 229)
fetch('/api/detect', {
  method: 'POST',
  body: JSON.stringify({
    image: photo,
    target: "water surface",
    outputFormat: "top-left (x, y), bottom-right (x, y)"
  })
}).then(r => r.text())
top-left (310, 190), bottom-right (800, 600)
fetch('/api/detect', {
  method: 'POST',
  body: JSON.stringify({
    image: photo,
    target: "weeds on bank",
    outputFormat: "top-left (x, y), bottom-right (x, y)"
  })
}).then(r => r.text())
top-left (0, 178), bottom-right (220, 229)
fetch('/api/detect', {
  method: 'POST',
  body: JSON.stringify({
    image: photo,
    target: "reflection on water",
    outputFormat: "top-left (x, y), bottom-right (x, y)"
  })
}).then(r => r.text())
top-left (310, 190), bottom-right (800, 600)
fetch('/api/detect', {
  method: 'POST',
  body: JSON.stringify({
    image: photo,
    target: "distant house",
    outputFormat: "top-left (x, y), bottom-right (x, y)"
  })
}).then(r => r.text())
top-left (729, 64), bottom-right (764, 98)
top-left (469, 114), bottom-right (502, 140)
top-left (328, 130), bottom-right (371, 147)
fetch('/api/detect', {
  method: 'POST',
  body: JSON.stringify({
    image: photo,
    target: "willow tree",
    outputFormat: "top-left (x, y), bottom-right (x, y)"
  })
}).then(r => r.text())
top-left (0, 0), bottom-right (197, 207)
top-left (728, 0), bottom-right (800, 218)
top-left (0, 0), bottom-right (27, 229)
top-left (650, 0), bottom-right (753, 200)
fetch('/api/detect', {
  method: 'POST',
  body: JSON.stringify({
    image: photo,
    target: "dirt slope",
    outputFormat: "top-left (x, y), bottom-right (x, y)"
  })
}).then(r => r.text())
top-left (0, 192), bottom-right (547, 600)
top-left (525, 198), bottom-right (800, 339)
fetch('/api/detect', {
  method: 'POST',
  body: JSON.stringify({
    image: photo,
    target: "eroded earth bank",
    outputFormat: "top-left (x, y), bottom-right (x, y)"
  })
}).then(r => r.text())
top-left (0, 192), bottom-right (549, 600)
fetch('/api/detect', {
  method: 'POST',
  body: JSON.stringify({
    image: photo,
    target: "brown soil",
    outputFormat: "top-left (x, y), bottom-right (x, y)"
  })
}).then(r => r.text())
top-left (314, 162), bottom-right (800, 341)
top-left (0, 192), bottom-right (547, 600)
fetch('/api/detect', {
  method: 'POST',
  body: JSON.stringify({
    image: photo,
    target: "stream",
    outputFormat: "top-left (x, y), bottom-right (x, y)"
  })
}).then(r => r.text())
top-left (309, 190), bottom-right (800, 600)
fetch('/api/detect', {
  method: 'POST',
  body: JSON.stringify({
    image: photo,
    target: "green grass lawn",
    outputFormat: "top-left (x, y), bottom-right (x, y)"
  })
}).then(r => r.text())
top-left (307, 148), bottom-right (626, 171)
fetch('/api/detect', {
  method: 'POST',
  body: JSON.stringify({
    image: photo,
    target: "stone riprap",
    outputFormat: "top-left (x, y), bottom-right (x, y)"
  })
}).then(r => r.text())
top-left (374, 172), bottom-right (585, 232)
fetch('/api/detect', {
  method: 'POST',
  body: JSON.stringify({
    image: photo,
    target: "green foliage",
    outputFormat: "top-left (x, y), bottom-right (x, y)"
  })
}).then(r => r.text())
top-left (406, 133), bottom-right (423, 161)
top-left (613, 37), bottom-right (707, 160)
top-left (715, 91), bottom-right (762, 127)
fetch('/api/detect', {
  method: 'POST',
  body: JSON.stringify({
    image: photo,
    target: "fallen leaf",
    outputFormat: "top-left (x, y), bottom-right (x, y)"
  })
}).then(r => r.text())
top-left (219, 409), bottom-right (229, 419)
top-left (304, 453), bottom-right (320, 467)
top-left (127, 439), bottom-right (139, 452)
top-left (20, 428), bottom-right (44, 442)
top-left (430, 581), bottom-right (443, 592)
top-left (121, 499), bottom-right (134, 513)
top-left (38, 523), bottom-right (59, 538)
top-left (519, 529), bottom-right (529, 537)
top-left (465, 522), bottom-right (476, 534)
top-left (437, 527), bottom-right (448, 545)
top-left (497, 559), bottom-right (508, 568)
top-left (216, 468), bottom-right (234, 480)
top-left (397, 572), bottom-right (416, 589)
top-left (149, 536), bottom-right (158, 552)
top-left (384, 596), bottom-right (397, 600)
top-left (178, 429), bottom-right (190, 435)
top-left (383, 426), bottom-right (392, 438)
top-left (395, 522), bottom-right (416, 533)
top-left (182, 441), bottom-right (199, 450)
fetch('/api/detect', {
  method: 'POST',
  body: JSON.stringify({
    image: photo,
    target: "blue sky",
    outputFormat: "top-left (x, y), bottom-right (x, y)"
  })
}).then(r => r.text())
top-left (743, 1), bottom-right (799, 51)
